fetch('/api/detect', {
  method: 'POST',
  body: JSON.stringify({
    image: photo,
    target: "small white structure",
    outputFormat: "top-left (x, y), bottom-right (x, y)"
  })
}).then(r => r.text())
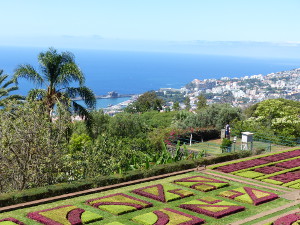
top-left (241, 132), bottom-right (254, 151)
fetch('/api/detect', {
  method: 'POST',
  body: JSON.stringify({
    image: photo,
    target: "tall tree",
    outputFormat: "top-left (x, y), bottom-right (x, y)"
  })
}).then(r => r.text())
top-left (196, 94), bottom-right (207, 110)
top-left (0, 101), bottom-right (70, 191)
top-left (173, 101), bottom-right (180, 111)
top-left (125, 91), bottom-right (164, 113)
top-left (0, 69), bottom-right (23, 106)
top-left (184, 96), bottom-right (191, 111)
top-left (14, 48), bottom-right (96, 124)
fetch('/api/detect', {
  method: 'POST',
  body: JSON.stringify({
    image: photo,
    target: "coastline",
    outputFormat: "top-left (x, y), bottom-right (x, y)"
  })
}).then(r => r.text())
top-left (72, 93), bottom-right (136, 101)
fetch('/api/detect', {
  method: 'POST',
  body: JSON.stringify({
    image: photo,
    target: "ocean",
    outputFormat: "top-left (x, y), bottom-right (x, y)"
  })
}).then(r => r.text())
top-left (1, 46), bottom-right (300, 108)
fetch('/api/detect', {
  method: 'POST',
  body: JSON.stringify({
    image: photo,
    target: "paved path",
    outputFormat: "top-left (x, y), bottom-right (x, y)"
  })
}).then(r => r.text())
top-left (255, 208), bottom-right (300, 225)
top-left (229, 201), bottom-right (300, 225)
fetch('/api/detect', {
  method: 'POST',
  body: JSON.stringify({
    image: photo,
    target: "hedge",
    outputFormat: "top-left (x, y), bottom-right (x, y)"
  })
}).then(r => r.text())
top-left (0, 151), bottom-right (251, 208)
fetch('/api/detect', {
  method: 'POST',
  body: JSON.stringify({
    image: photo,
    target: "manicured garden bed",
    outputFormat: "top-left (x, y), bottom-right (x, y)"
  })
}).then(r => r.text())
top-left (209, 148), bottom-right (300, 190)
top-left (0, 171), bottom-right (293, 225)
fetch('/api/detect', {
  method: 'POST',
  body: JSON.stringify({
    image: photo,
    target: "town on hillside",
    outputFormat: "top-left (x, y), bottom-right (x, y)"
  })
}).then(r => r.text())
top-left (103, 68), bottom-right (300, 115)
top-left (157, 68), bottom-right (300, 109)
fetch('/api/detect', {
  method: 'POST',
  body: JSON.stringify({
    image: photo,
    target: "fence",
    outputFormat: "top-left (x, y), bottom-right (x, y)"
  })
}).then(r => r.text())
top-left (176, 133), bottom-right (300, 156)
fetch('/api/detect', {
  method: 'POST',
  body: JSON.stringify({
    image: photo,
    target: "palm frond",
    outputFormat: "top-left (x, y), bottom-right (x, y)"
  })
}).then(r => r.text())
top-left (67, 86), bottom-right (96, 109)
top-left (60, 51), bottom-right (75, 64)
top-left (72, 101), bottom-right (93, 129)
top-left (2, 79), bottom-right (14, 89)
top-left (39, 49), bottom-right (61, 84)
top-left (56, 62), bottom-right (85, 87)
top-left (0, 88), bottom-right (8, 97)
top-left (5, 86), bottom-right (18, 93)
top-left (27, 89), bottom-right (47, 101)
top-left (5, 94), bottom-right (24, 100)
top-left (14, 64), bottom-right (44, 86)
top-left (0, 73), bottom-right (9, 86)
top-left (0, 94), bottom-right (25, 106)
top-left (38, 48), bottom-right (79, 87)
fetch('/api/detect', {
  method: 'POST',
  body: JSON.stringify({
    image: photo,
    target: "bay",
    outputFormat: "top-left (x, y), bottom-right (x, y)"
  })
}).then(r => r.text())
top-left (75, 97), bottom-right (131, 110)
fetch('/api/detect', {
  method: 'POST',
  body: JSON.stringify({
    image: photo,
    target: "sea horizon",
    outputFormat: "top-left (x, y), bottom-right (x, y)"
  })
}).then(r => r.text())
top-left (1, 46), bottom-right (300, 100)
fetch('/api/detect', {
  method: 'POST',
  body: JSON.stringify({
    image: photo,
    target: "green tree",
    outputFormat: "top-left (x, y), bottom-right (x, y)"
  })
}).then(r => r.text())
top-left (140, 111), bottom-right (177, 129)
top-left (196, 94), bottom-right (207, 110)
top-left (184, 96), bottom-right (191, 111)
top-left (172, 103), bottom-right (241, 130)
top-left (125, 91), bottom-right (164, 113)
top-left (173, 101), bottom-right (180, 111)
top-left (243, 103), bottom-right (259, 118)
top-left (73, 109), bottom-right (110, 138)
top-left (14, 48), bottom-right (96, 125)
top-left (108, 113), bottom-right (148, 138)
top-left (248, 99), bottom-right (300, 137)
top-left (0, 101), bottom-right (70, 191)
top-left (0, 69), bottom-right (23, 106)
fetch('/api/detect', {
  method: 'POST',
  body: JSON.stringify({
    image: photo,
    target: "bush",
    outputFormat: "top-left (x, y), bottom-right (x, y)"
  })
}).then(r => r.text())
top-left (220, 138), bottom-right (233, 152)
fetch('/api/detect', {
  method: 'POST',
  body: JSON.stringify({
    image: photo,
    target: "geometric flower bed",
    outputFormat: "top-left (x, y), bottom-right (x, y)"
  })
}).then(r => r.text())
top-left (210, 149), bottom-right (300, 189)
top-left (270, 211), bottom-right (300, 225)
top-left (27, 205), bottom-right (103, 224)
top-left (261, 149), bottom-right (300, 162)
top-left (0, 218), bottom-right (25, 225)
top-left (254, 166), bottom-right (285, 174)
top-left (215, 159), bottom-right (269, 173)
top-left (173, 175), bottom-right (229, 192)
top-left (268, 170), bottom-right (300, 184)
top-left (131, 184), bottom-right (194, 202)
top-left (275, 158), bottom-right (300, 169)
top-left (0, 171), bottom-right (292, 225)
top-left (132, 208), bottom-right (205, 225)
top-left (86, 193), bottom-right (153, 215)
top-left (179, 197), bottom-right (245, 219)
top-left (260, 152), bottom-right (296, 162)
top-left (218, 187), bottom-right (278, 205)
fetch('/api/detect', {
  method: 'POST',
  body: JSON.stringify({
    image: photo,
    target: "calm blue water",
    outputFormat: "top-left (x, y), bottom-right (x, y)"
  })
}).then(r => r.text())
top-left (76, 97), bottom-right (130, 109)
top-left (1, 46), bottom-right (300, 108)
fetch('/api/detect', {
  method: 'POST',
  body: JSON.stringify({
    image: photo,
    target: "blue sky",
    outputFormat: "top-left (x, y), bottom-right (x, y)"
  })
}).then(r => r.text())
top-left (1, 0), bottom-right (300, 57)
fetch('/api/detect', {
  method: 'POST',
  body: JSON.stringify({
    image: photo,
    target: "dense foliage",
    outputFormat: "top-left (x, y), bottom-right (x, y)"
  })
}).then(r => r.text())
top-left (125, 91), bottom-right (164, 113)
top-left (232, 98), bottom-right (300, 144)
top-left (0, 101), bottom-right (71, 192)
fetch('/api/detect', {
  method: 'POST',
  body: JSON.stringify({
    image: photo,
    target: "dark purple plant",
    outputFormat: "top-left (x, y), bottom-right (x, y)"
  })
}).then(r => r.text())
top-left (274, 212), bottom-right (300, 225)
top-left (275, 158), bottom-right (300, 169)
top-left (0, 218), bottom-right (25, 225)
top-left (254, 166), bottom-right (285, 174)
top-left (216, 159), bottom-right (269, 173)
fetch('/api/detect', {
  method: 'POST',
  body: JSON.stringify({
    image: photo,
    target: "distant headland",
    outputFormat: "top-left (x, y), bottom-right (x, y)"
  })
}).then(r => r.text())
top-left (73, 91), bottom-right (136, 100)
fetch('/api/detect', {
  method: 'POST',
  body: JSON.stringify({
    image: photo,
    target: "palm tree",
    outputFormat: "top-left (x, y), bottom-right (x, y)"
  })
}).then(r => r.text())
top-left (14, 48), bottom-right (96, 124)
top-left (0, 69), bottom-right (23, 106)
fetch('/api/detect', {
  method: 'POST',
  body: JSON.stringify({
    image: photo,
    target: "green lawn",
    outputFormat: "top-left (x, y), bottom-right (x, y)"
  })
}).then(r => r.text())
top-left (186, 138), bottom-right (293, 156)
